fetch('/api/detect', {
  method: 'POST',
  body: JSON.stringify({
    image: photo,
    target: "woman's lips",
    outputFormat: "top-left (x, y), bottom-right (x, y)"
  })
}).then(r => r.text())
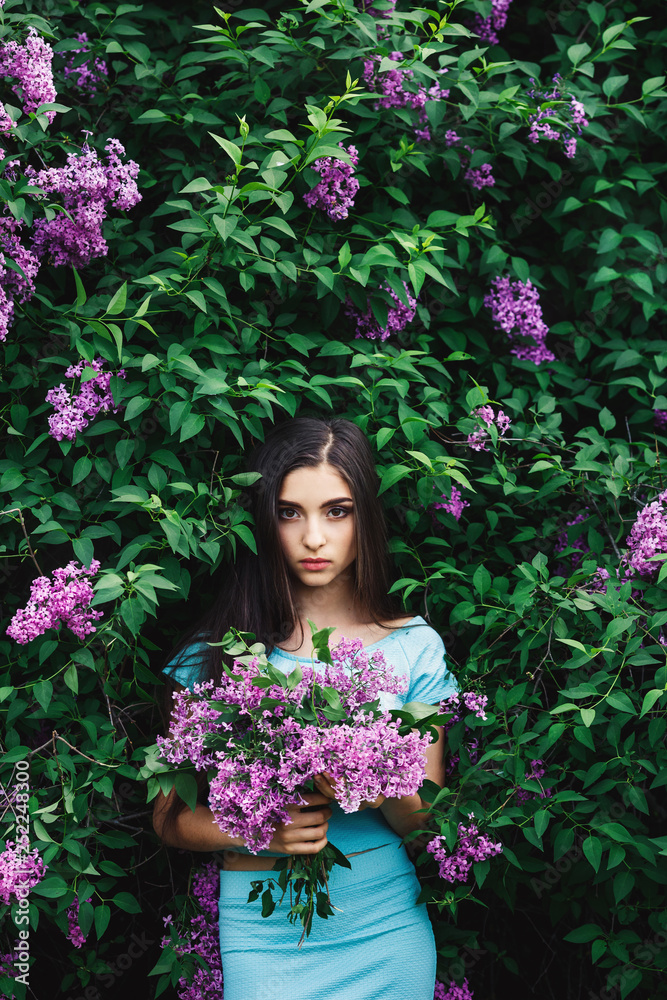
top-left (300, 559), bottom-right (331, 570)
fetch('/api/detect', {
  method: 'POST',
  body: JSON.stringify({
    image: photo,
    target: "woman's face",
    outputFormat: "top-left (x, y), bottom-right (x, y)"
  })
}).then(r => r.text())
top-left (277, 463), bottom-right (357, 591)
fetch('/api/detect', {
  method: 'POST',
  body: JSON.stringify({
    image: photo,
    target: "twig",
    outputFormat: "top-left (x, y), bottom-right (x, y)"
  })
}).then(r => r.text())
top-left (210, 450), bottom-right (220, 493)
top-left (1, 507), bottom-right (43, 575)
top-left (52, 731), bottom-right (122, 768)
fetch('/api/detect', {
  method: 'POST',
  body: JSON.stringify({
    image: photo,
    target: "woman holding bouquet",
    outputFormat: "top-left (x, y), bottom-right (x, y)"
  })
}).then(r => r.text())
top-left (154, 417), bottom-right (457, 999)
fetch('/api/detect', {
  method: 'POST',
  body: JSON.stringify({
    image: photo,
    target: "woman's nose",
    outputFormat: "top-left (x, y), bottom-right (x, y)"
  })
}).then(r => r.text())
top-left (303, 518), bottom-right (326, 549)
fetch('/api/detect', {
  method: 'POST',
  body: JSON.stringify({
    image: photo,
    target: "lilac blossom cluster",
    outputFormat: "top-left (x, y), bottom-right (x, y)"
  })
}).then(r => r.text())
top-left (433, 486), bottom-right (469, 522)
top-left (0, 841), bottom-right (46, 904)
top-left (65, 895), bottom-right (92, 948)
top-left (463, 158), bottom-right (495, 191)
top-left (655, 411), bottom-right (667, 432)
top-left (467, 405), bottom-right (511, 452)
top-left (0, 949), bottom-right (18, 998)
top-left (0, 104), bottom-right (13, 133)
top-left (440, 691), bottom-right (487, 774)
top-left (162, 862), bottom-right (223, 1000)
top-left (0, 218), bottom-right (40, 342)
top-left (527, 75), bottom-right (589, 159)
top-left (623, 489), bottom-right (667, 581)
top-left (516, 759), bottom-right (552, 804)
top-left (303, 142), bottom-right (359, 221)
top-left (159, 638), bottom-right (430, 853)
top-left (6, 559), bottom-right (103, 644)
top-left (484, 275), bottom-right (554, 365)
top-left (434, 980), bottom-right (474, 1000)
top-left (471, 0), bottom-right (513, 45)
top-left (0, 27), bottom-right (57, 122)
top-left (344, 281), bottom-right (417, 341)
top-left (63, 33), bottom-right (108, 94)
top-left (363, 52), bottom-right (449, 142)
top-left (427, 821), bottom-right (503, 883)
top-left (46, 356), bottom-right (126, 441)
top-left (26, 138), bottom-right (141, 267)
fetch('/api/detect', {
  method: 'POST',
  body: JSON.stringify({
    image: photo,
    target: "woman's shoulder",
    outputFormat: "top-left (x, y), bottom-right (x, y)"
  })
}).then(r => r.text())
top-left (381, 615), bottom-right (444, 654)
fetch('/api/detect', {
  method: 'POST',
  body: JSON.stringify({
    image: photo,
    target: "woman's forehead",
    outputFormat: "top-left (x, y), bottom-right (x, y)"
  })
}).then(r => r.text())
top-left (278, 463), bottom-right (352, 500)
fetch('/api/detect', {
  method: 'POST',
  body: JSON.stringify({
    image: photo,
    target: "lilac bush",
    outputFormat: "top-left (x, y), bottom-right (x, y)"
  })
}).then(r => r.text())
top-left (162, 862), bottom-right (223, 1000)
top-left (434, 980), bottom-right (474, 1000)
top-left (623, 490), bottom-right (667, 581)
top-left (433, 486), bottom-right (469, 522)
top-left (427, 822), bottom-right (503, 884)
top-left (26, 138), bottom-right (141, 267)
top-left (345, 281), bottom-right (417, 341)
top-left (0, 842), bottom-right (46, 905)
top-left (303, 142), bottom-right (359, 221)
top-left (484, 275), bottom-right (554, 365)
top-left (466, 405), bottom-right (511, 451)
top-left (63, 33), bottom-right (108, 94)
top-left (45, 357), bottom-right (126, 441)
top-left (471, 0), bottom-right (513, 45)
top-left (6, 559), bottom-right (102, 644)
top-left (0, 27), bottom-right (56, 122)
top-left (363, 52), bottom-right (449, 142)
top-left (0, 219), bottom-right (40, 341)
top-left (527, 75), bottom-right (589, 159)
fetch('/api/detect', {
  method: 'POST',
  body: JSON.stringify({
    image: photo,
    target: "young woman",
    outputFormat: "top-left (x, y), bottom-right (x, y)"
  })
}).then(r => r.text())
top-left (153, 417), bottom-right (458, 1000)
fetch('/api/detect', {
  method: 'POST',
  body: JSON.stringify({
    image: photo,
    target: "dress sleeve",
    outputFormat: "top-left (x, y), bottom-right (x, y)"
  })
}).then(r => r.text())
top-left (404, 626), bottom-right (458, 705)
top-left (163, 641), bottom-right (210, 690)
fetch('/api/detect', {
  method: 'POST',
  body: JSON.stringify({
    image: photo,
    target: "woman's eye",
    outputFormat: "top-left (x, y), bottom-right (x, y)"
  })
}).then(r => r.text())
top-left (328, 506), bottom-right (352, 518)
top-left (278, 507), bottom-right (299, 519)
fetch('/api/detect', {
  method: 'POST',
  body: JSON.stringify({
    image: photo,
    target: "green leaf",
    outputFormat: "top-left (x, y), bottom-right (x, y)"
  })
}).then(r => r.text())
top-left (34, 679), bottom-right (53, 712)
top-left (639, 689), bottom-right (663, 717)
top-left (113, 891), bottom-right (142, 914)
top-left (378, 465), bottom-right (412, 495)
top-left (231, 523), bottom-right (257, 554)
top-left (582, 835), bottom-right (602, 873)
top-left (209, 133), bottom-right (242, 165)
top-left (104, 282), bottom-right (127, 316)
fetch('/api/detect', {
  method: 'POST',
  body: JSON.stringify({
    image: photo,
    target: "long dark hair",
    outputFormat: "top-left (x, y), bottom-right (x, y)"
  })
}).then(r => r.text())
top-left (165, 416), bottom-right (403, 690)
top-left (157, 417), bottom-right (405, 837)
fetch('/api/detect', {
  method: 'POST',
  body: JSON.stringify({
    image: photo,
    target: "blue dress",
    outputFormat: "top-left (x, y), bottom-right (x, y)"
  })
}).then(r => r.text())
top-left (164, 616), bottom-right (457, 1000)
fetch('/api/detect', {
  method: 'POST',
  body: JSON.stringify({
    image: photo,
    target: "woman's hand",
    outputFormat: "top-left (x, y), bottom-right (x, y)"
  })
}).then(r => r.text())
top-left (313, 772), bottom-right (385, 811)
top-left (266, 791), bottom-right (333, 855)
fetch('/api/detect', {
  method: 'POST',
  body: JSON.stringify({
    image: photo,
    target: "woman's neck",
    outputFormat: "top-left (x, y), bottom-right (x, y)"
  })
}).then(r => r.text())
top-left (291, 572), bottom-right (362, 631)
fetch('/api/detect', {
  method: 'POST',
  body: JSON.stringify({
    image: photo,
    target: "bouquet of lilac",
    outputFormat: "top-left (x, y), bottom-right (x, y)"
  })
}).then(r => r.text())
top-left (154, 623), bottom-right (433, 943)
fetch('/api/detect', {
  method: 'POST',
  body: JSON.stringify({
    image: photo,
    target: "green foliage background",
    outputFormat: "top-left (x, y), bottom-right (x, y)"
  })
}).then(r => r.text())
top-left (1, 0), bottom-right (666, 997)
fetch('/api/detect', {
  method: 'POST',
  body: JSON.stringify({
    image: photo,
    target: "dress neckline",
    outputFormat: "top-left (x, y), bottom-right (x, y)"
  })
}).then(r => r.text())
top-left (271, 615), bottom-right (425, 661)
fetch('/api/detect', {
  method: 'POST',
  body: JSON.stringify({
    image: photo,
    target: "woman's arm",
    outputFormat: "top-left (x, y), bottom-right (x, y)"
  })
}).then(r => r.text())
top-left (152, 785), bottom-right (333, 855)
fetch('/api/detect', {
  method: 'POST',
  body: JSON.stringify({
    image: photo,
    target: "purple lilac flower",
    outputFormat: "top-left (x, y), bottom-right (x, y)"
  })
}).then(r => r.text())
top-left (444, 130), bottom-right (460, 147)
top-left (0, 842), bottom-right (46, 904)
top-left (303, 142), bottom-right (359, 221)
top-left (466, 405), bottom-right (511, 452)
top-left (345, 281), bottom-right (417, 341)
top-left (623, 490), bottom-right (667, 581)
top-left (484, 275), bottom-right (554, 365)
top-left (516, 759), bottom-right (552, 803)
top-left (435, 980), bottom-right (474, 1000)
top-left (363, 52), bottom-right (449, 143)
top-left (0, 217), bottom-right (40, 341)
top-left (464, 161), bottom-right (495, 190)
top-left (46, 356), bottom-right (126, 441)
top-left (63, 33), bottom-right (108, 94)
top-left (527, 75), bottom-right (589, 159)
top-left (0, 27), bottom-right (57, 122)
top-left (471, 0), bottom-right (513, 45)
top-left (654, 411), bottom-right (667, 431)
top-left (161, 862), bottom-right (224, 1000)
top-left (6, 560), bottom-right (103, 644)
top-left (0, 103), bottom-right (13, 133)
top-left (554, 512), bottom-right (589, 569)
top-left (427, 821), bottom-right (502, 883)
top-left (433, 486), bottom-right (469, 522)
top-left (0, 947), bottom-right (19, 998)
top-left (66, 896), bottom-right (92, 948)
top-left (26, 138), bottom-right (141, 267)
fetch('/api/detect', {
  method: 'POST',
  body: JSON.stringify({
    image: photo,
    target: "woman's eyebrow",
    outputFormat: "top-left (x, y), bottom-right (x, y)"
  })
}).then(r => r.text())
top-left (277, 497), bottom-right (353, 508)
